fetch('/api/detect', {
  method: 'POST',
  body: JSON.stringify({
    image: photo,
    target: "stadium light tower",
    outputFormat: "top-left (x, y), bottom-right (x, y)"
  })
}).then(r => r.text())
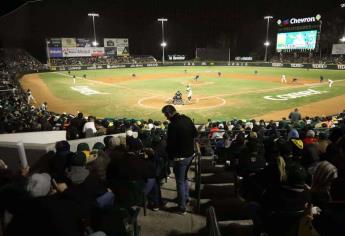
top-left (341, 3), bottom-right (345, 42)
top-left (158, 18), bottom-right (168, 64)
top-left (264, 16), bottom-right (273, 62)
top-left (88, 13), bottom-right (100, 46)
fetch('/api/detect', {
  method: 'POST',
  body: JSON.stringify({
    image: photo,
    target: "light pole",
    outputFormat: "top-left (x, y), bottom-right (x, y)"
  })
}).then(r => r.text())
top-left (264, 16), bottom-right (273, 62)
top-left (88, 13), bottom-right (100, 46)
top-left (340, 3), bottom-right (345, 43)
top-left (158, 18), bottom-right (168, 64)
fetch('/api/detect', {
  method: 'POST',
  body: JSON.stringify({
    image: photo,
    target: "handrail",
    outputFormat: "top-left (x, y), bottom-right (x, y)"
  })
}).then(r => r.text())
top-left (194, 141), bottom-right (202, 213)
top-left (206, 206), bottom-right (222, 236)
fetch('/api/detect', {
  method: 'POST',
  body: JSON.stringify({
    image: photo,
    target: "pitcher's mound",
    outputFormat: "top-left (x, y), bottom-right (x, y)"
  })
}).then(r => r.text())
top-left (138, 96), bottom-right (225, 110)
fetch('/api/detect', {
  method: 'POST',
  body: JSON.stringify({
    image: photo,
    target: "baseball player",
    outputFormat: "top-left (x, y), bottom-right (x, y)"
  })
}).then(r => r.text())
top-left (281, 74), bottom-right (287, 83)
top-left (218, 72), bottom-right (222, 77)
top-left (194, 75), bottom-right (199, 81)
top-left (26, 89), bottom-right (36, 104)
top-left (328, 79), bottom-right (334, 88)
top-left (320, 75), bottom-right (324, 83)
top-left (186, 85), bottom-right (192, 101)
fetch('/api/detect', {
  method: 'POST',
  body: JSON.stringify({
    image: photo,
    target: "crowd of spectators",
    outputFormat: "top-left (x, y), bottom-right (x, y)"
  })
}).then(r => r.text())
top-left (199, 109), bottom-right (345, 235)
top-left (50, 55), bottom-right (157, 67)
top-left (270, 52), bottom-right (345, 64)
top-left (0, 126), bottom-right (169, 235)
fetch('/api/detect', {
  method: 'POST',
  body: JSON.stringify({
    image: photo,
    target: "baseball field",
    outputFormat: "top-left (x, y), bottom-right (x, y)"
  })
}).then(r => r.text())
top-left (20, 66), bottom-right (345, 123)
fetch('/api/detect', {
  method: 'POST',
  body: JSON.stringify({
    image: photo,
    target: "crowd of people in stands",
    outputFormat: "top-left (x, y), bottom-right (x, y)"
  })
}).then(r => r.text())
top-left (200, 109), bottom-right (345, 235)
top-left (271, 52), bottom-right (345, 64)
top-left (0, 127), bottom-right (169, 235)
top-left (50, 55), bottom-right (157, 67)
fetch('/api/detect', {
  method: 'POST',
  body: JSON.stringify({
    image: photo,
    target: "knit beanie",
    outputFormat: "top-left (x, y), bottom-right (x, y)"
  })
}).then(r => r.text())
top-left (70, 151), bottom-right (87, 166)
top-left (288, 129), bottom-right (299, 139)
top-left (27, 173), bottom-right (51, 197)
top-left (77, 142), bottom-right (90, 152)
top-left (93, 142), bottom-right (105, 150)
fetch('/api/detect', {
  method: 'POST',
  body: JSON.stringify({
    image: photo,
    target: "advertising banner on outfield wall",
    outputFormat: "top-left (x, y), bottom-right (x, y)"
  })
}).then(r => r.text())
top-left (47, 38), bottom-right (62, 48)
top-left (105, 47), bottom-right (117, 56)
top-left (48, 47), bottom-right (63, 58)
top-left (332, 44), bottom-right (345, 55)
top-left (117, 46), bottom-right (129, 56)
top-left (103, 38), bottom-right (128, 47)
top-left (61, 38), bottom-right (77, 48)
top-left (103, 38), bottom-right (129, 56)
top-left (76, 38), bottom-right (91, 47)
top-left (168, 55), bottom-right (186, 60)
top-left (90, 47), bottom-right (105, 56)
top-left (62, 47), bottom-right (91, 57)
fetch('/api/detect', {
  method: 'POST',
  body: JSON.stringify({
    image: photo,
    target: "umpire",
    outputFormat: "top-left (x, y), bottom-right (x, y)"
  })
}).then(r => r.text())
top-left (162, 105), bottom-right (197, 215)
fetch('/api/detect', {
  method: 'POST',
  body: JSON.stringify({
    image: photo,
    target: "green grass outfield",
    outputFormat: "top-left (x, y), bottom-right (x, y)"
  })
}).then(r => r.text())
top-left (36, 66), bottom-right (345, 123)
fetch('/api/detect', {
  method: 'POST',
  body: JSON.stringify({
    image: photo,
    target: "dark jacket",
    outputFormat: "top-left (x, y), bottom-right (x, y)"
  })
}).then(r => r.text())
top-left (166, 113), bottom-right (197, 159)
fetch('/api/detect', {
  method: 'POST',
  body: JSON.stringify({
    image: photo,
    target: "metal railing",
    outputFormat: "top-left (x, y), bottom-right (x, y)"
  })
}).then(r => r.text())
top-left (194, 141), bottom-right (202, 213)
top-left (206, 206), bottom-right (222, 236)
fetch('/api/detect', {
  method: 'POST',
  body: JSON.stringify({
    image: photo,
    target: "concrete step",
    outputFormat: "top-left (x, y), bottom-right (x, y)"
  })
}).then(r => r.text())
top-left (200, 184), bottom-right (235, 199)
top-left (201, 171), bottom-right (235, 184)
top-left (200, 198), bottom-right (251, 221)
top-left (219, 220), bottom-right (254, 236)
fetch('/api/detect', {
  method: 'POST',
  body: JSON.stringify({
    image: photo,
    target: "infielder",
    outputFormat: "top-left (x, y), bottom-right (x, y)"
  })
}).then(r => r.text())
top-left (281, 74), bottom-right (287, 83)
top-left (328, 79), bottom-right (334, 88)
top-left (27, 89), bottom-right (36, 104)
top-left (194, 75), bottom-right (199, 81)
top-left (186, 85), bottom-right (192, 101)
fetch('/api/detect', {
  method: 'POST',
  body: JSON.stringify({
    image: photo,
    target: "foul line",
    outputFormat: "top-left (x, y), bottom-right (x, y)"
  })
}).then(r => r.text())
top-left (52, 72), bottom-right (163, 97)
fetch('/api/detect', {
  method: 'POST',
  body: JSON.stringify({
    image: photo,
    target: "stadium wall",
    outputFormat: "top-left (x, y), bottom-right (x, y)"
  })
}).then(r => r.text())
top-left (0, 131), bottom-right (137, 170)
top-left (49, 62), bottom-right (345, 71)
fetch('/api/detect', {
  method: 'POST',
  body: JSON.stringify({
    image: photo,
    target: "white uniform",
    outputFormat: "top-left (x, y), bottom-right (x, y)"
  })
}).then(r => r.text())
top-left (27, 90), bottom-right (36, 104)
top-left (281, 75), bottom-right (287, 83)
top-left (328, 79), bottom-right (334, 88)
top-left (186, 86), bottom-right (192, 100)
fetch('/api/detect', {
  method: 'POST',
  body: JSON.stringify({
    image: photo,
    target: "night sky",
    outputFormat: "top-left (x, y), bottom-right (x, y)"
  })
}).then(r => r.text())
top-left (0, 0), bottom-right (344, 62)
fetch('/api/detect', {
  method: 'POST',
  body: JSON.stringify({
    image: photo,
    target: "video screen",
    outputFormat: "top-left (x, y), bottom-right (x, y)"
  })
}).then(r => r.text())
top-left (276, 30), bottom-right (318, 50)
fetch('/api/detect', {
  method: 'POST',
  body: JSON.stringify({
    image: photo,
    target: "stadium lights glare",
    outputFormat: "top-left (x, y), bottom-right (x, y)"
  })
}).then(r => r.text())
top-left (88, 13), bottom-right (100, 17)
top-left (340, 36), bottom-right (345, 42)
top-left (264, 16), bottom-right (273, 62)
top-left (157, 18), bottom-right (168, 64)
top-left (341, 3), bottom-right (345, 8)
top-left (88, 12), bottom-right (100, 47)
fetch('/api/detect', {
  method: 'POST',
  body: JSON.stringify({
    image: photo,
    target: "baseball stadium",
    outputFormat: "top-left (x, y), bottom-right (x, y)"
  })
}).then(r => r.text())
top-left (1, 1), bottom-right (345, 236)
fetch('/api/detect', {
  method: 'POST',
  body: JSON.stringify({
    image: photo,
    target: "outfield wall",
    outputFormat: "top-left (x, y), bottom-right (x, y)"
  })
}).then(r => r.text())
top-left (49, 62), bottom-right (345, 71)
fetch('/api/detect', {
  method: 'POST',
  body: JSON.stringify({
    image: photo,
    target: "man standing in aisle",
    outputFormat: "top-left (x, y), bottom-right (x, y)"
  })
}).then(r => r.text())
top-left (162, 105), bottom-right (197, 215)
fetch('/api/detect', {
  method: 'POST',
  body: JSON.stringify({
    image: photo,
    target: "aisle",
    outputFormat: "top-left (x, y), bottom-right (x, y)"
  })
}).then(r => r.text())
top-left (138, 168), bottom-right (206, 236)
